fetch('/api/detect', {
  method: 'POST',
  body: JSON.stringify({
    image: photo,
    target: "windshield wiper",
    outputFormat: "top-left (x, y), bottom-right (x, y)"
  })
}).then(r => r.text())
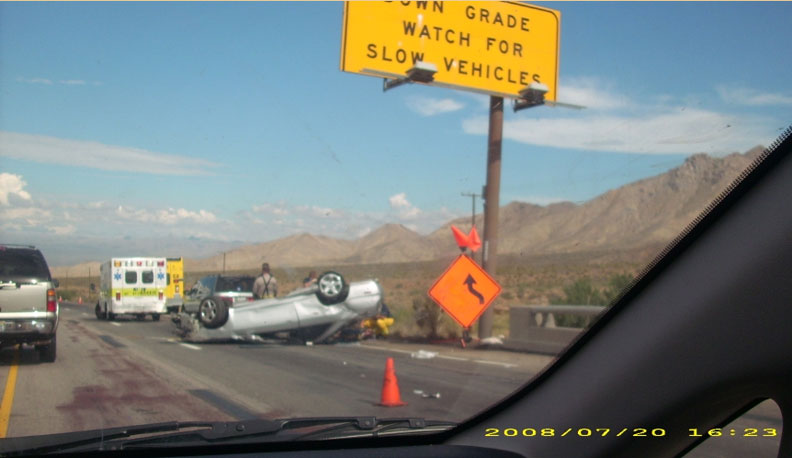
top-left (280, 416), bottom-right (456, 441)
top-left (0, 419), bottom-right (278, 455)
top-left (0, 417), bottom-right (456, 454)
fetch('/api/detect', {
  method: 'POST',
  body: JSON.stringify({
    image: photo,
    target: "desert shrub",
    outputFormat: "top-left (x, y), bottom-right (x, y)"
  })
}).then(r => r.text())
top-left (551, 277), bottom-right (603, 327)
top-left (551, 274), bottom-right (634, 327)
top-left (413, 296), bottom-right (443, 339)
top-left (603, 273), bottom-right (634, 304)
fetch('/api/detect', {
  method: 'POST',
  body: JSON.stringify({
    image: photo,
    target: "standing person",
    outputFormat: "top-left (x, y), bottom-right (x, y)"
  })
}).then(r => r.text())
top-left (253, 263), bottom-right (278, 299)
top-left (303, 270), bottom-right (318, 287)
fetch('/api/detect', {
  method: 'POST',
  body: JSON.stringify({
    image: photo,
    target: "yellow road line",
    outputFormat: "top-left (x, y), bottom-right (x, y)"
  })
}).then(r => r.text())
top-left (0, 348), bottom-right (20, 438)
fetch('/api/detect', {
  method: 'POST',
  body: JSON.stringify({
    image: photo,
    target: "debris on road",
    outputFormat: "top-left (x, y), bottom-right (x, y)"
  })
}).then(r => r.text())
top-left (410, 349), bottom-right (438, 359)
top-left (480, 336), bottom-right (504, 346)
top-left (412, 389), bottom-right (441, 399)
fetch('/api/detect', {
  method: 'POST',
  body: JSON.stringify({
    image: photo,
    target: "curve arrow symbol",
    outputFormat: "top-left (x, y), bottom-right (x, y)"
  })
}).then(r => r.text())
top-left (464, 274), bottom-right (485, 304)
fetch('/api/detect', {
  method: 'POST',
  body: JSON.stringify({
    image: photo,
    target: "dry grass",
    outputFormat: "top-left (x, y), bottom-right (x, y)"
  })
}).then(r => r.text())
top-left (57, 249), bottom-right (651, 340)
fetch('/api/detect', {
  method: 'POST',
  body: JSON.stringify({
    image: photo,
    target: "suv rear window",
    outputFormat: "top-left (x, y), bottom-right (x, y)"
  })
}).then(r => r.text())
top-left (216, 276), bottom-right (254, 293)
top-left (0, 247), bottom-right (51, 280)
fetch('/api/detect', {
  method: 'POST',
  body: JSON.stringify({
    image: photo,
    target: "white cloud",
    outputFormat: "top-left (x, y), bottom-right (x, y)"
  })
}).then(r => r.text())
top-left (252, 202), bottom-right (290, 216)
top-left (17, 76), bottom-right (101, 86)
top-left (114, 205), bottom-right (217, 224)
top-left (0, 207), bottom-right (53, 227)
top-left (406, 96), bottom-right (465, 116)
top-left (50, 224), bottom-right (76, 235)
top-left (460, 78), bottom-right (778, 155)
top-left (463, 107), bottom-right (772, 156)
top-left (389, 192), bottom-right (411, 209)
top-left (0, 173), bottom-right (32, 205)
top-left (388, 192), bottom-right (422, 219)
top-left (0, 131), bottom-right (220, 176)
top-left (17, 77), bottom-right (52, 85)
top-left (558, 76), bottom-right (632, 110)
top-left (716, 85), bottom-right (792, 106)
top-left (157, 208), bottom-right (217, 225)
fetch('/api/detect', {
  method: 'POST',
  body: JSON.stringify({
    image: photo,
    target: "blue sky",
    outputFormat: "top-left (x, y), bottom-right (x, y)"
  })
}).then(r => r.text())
top-left (1, 2), bottom-right (790, 266)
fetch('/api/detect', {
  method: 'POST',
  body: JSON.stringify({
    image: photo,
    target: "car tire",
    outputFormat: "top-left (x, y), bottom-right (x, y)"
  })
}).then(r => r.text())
top-left (107, 312), bottom-right (116, 321)
top-left (198, 297), bottom-right (229, 329)
top-left (136, 314), bottom-right (145, 321)
top-left (95, 303), bottom-right (104, 320)
top-left (152, 313), bottom-right (161, 321)
top-left (316, 271), bottom-right (349, 305)
top-left (39, 335), bottom-right (56, 363)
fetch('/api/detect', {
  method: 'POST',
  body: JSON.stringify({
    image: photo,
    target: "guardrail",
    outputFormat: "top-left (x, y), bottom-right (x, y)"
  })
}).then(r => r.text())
top-left (506, 305), bottom-right (606, 355)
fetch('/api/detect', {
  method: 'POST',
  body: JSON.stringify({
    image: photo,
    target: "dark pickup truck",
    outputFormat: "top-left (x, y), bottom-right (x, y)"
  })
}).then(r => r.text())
top-left (0, 244), bottom-right (59, 362)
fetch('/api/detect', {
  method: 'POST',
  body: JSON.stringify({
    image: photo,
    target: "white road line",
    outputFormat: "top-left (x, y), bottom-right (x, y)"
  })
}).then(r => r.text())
top-left (111, 322), bottom-right (122, 327)
top-left (438, 355), bottom-right (468, 361)
top-left (361, 346), bottom-right (413, 355)
top-left (473, 360), bottom-right (517, 368)
top-left (179, 343), bottom-right (202, 351)
top-left (359, 345), bottom-right (516, 368)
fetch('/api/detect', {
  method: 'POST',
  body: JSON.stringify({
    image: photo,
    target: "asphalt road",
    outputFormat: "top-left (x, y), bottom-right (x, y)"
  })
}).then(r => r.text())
top-left (0, 302), bottom-right (547, 438)
top-left (0, 302), bottom-right (782, 457)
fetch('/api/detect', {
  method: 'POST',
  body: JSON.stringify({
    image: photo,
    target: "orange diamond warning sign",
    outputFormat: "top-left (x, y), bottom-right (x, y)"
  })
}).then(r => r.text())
top-left (428, 254), bottom-right (502, 328)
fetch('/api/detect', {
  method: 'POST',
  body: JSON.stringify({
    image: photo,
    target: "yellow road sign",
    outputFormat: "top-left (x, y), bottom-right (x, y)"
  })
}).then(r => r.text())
top-left (341, 1), bottom-right (560, 100)
top-left (428, 254), bottom-right (502, 328)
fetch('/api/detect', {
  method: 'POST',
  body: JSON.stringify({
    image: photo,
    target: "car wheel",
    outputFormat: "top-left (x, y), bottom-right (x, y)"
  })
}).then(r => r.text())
top-left (39, 335), bottom-right (56, 363)
top-left (316, 271), bottom-right (349, 305)
top-left (107, 312), bottom-right (116, 321)
top-left (152, 313), bottom-right (161, 321)
top-left (198, 297), bottom-right (229, 329)
top-left (136, 314), bottom-right (145, 321)
top-left (95, 303), bottom-right (104, 320)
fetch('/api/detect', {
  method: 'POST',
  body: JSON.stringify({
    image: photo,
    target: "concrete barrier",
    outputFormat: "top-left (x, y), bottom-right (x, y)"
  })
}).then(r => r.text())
top-left (506, 305), bottom-right (606, 355)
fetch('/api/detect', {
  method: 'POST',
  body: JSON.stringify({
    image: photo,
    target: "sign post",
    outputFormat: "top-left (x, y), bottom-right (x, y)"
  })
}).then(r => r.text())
top-left (340, 1), bottom-right (561, 339)
top-left (480, 95), bottom-right (503, 338)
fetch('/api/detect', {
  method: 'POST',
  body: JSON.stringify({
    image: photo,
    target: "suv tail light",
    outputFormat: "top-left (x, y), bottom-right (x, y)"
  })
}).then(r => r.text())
top-left (47, 288), bottom-right (57, 312)
top-left (116, 291), bottom-right (121, 301)
top-left (159, 291), bottom-right (164, 300)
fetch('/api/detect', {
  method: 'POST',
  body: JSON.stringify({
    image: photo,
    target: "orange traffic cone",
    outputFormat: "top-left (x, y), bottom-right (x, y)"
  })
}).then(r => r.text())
top-left (379, 357), bottom-right (406, 407)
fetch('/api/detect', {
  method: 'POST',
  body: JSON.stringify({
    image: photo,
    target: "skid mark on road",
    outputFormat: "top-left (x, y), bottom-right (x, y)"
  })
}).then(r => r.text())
top-left (188, 390), bottom-right (259, 420)
top-left (99, 335), bottom-right (126, 348)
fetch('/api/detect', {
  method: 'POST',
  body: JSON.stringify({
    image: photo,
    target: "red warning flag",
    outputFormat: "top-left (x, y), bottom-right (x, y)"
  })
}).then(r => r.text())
top-left (468, 226), bottom-right (482, 252)
top-left (451, 225), bottom-right (470, 250)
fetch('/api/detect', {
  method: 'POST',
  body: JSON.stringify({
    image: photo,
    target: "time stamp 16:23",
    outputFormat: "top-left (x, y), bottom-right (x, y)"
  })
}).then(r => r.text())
top-left (484, 428), bottom-right (779, 438)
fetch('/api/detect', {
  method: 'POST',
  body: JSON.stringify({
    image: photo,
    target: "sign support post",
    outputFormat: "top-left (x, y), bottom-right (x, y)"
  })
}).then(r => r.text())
top-left (479, 96), bottom-right (503, 339)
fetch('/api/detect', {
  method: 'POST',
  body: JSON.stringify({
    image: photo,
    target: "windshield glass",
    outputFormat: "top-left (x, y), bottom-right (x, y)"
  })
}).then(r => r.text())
top-left (0, 1), bottom-right (788, 455)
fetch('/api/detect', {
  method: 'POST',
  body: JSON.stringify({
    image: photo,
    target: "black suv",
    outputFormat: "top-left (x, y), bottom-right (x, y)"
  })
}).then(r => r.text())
top-left (0, 244), bottom-right (59, 362)
top-left (180, 275), bottom-right (255, 315)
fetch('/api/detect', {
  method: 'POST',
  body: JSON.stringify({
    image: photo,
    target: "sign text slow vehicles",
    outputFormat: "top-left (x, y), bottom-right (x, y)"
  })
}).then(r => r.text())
top-left (341, 1), bottom-right (560, 100)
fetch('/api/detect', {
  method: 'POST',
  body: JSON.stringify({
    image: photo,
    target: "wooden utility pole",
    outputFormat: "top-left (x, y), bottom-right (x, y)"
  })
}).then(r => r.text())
top-left (479, 96), bottom-right (503, 339)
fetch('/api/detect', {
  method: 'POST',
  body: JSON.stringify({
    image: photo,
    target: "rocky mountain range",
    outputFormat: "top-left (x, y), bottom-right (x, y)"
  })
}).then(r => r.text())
top-left (52, 146), bottom-right (764, 277)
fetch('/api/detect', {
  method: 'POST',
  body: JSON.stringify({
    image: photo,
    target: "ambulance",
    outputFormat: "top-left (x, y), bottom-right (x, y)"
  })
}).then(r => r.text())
top-left (96, 257), bottom-right (168, 321)
top-left (165, 257), bottom-right (185, 314)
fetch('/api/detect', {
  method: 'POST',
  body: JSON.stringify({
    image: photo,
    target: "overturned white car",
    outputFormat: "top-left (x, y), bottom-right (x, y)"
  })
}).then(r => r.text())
top-left (172, 271), bottom-right (384, 343)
